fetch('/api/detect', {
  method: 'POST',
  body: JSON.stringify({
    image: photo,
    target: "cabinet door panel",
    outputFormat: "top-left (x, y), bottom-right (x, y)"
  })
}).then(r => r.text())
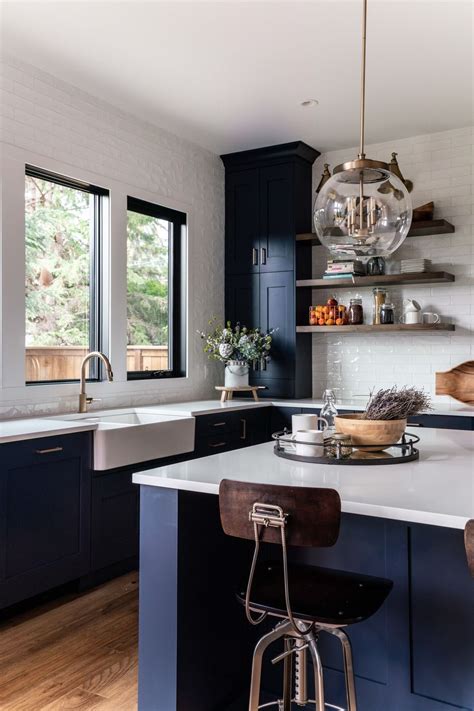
top-left (225, 169), bottom-right (259, 275)
top-left (0, 433), bottom-right (91, 608)
top-left (5, 459), bottom-right (83, 578)
top-left (259, 164), bottom-right (294, 272)
top-left (91, 471), bottom-right (139, 571)
top-left (257, 270), bottom-right (294, 380)
top-left (225, 273), bottom-right (260, 329)
top-left (409, 525), bottom-right (474, 709)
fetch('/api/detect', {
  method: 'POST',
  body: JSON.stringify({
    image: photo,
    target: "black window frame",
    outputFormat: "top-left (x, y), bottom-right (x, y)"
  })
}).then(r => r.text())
top-left (126, 195), bottom-right (186, 381)
top-left (25, 165), bottom-right (108, 385)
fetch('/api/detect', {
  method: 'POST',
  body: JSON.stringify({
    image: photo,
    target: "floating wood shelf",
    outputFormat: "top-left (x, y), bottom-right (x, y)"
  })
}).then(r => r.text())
top-left (297, 323), bottom-right (455, 334)
top-left (296, 271), bottom-right (455, 289)
top-left (296, 219), bottom-right (455, 246)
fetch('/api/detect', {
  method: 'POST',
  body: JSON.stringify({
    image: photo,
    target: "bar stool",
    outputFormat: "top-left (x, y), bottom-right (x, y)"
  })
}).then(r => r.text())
top-left (219, 480), bottom-right (393, 711)
top-left (466, 519), bottom-right (474, 577)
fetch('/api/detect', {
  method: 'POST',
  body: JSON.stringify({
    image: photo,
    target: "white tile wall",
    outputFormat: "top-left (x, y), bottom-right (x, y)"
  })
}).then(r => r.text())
top-left (0, 54), bottom-right (225, 417)
top-left (311, 127), bottom-right (474, 408)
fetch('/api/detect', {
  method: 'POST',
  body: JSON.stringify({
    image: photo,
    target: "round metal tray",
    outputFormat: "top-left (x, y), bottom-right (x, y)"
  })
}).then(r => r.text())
top-left (272, 430), bottom-right (420, 466)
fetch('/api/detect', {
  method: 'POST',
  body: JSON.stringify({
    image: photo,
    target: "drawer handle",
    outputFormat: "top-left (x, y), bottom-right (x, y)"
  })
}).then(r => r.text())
top-left (213, 422), bottom-right (227, 427)
top-left (240, 418), bottom-right (247, 440)
top-left (209, 442), bottom-right (227, 448)
top-left (407, 422), bottom-right (423, 427)
top-left (35, 446), bottom-right (64, 455)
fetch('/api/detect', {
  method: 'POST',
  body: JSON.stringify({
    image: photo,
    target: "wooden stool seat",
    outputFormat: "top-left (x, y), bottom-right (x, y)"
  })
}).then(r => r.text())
top-left (237, 560), bottom-right (393, 626)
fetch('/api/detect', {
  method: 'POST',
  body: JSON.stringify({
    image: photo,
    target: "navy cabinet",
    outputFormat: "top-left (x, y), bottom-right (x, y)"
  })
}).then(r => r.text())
top-left (222, 142), bottom-right (319, 399)
top-left (194, 409), bottom-right (270, 457)
top-left (91, 470), bottom-right (139, 572)
top-left (0, 433), bottom-right (92, 609)
top-left (225, 168), bottom-right (260, 275)
top-left (259, 164), bottom-right (295, 272)
top-left (225, 273), bottom-right (260, 328)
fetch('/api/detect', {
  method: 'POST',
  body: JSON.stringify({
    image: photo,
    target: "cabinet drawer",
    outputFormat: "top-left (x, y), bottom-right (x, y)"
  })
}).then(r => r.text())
top-left (195, 413), bottom-right (241, 437)
top-left (2, 432), bottom-right (92, 469)
top-left (195, 433), bottom-right (238, 456)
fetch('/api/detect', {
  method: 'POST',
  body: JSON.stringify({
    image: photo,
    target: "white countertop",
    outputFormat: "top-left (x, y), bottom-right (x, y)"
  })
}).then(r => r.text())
top-left (138, 400), bottom-right (272, 416)
top-left (0, 397), bottom-right (471, 445)
top-left (133, 428), bottom-right (474, 530)
top-left (273, 399), bottom-right (474, 418)
top-left (0, 418), bottom-right (98, 444)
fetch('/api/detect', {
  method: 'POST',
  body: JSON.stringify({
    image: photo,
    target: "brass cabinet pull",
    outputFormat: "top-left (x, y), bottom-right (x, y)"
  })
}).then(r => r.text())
top-left (35, 446), bottom-right (64, 455)
top-left (240, 418), bottom-right (247, 440)
top-left (213, 422), bottom-right (227, 427)
top-left (260, 247), bottom-right (267, 265)
top-left (252, 248), bottom-right (258, 266)
top-left (209, 442), bottom-right (227, 448)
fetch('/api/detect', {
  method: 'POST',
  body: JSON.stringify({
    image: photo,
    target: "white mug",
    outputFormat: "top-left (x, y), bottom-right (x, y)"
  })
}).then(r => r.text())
top-left (400, 311), bottom-right (422, 325)
top-left (422, 312), bottom-right (440, 324)
top-left (292, 413), bottom-right (319, 432)
top-left (293, 429), bottom-right (326, 457)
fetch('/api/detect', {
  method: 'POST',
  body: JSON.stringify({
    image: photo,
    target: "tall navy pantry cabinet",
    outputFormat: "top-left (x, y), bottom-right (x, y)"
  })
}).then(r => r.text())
top-left (221, 142), bottom-right (320, 399)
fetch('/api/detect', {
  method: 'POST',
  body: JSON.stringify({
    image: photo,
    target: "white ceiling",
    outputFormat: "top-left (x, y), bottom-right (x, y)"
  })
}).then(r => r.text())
top-left (1, 1), bottom-right (473, 155)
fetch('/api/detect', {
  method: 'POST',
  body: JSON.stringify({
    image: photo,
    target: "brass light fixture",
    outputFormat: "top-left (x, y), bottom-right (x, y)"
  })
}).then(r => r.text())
top-left (313, 0), bottom-right (413, 257)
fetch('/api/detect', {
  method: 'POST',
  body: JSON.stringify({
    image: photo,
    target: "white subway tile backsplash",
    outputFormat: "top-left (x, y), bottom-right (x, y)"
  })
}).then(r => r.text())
top-left (312, 127), bottom-right (473, 408)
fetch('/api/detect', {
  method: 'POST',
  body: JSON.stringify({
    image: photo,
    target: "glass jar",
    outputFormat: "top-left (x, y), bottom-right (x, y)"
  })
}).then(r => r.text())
top-left (324, 433), bottom-right (353, 459)
top-left (372, 288), bottom-right (387, 325)
top-left (348, 298), bottom-right (364, 325)
top-left (380, 302), bottom-right (395, 324)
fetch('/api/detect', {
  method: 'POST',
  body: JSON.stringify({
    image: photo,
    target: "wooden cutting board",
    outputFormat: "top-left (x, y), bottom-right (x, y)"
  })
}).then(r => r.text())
top-left (435, 361), bottom-right (474, 405)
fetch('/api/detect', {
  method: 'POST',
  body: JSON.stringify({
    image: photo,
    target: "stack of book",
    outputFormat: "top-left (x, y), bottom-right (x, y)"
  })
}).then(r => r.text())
top-left (323, 259), bottom-right (365, 280)
top-left (400, 258), bottom-right (432, 273)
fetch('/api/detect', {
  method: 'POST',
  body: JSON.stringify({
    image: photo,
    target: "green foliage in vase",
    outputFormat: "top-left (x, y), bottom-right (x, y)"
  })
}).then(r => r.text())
top-left (197, 318), bottom-right (275, 365)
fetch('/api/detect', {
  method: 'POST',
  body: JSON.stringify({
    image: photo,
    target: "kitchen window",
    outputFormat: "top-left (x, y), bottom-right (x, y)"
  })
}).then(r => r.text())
top-left (25, 166), bottom-right (107, 383)
top-left (127, 196), bottom-right (186, 380)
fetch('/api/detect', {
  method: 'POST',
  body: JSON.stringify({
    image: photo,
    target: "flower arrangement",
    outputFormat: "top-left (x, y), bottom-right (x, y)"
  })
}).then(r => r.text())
top-left (197, 319), bottom-right (275, 367)
top-left (363, 386), bottom-right (432, 421)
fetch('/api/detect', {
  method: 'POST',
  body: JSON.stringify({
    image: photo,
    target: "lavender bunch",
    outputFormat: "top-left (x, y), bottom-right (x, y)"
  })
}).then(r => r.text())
top-left (363, 386), bottom-right (432, 421)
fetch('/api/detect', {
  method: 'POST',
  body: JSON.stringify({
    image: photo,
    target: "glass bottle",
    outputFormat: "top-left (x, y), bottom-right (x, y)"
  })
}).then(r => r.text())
top-left (372, 287), bottom-right (387, 325)
top-left (320, 389), bottom-right (338, 433)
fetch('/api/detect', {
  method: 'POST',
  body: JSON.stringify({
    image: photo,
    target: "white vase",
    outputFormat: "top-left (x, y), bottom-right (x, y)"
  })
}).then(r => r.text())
top-left (224, 360), bottom-right (249, 387)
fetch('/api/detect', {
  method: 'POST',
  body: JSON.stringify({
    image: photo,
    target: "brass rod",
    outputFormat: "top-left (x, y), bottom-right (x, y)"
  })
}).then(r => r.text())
top-left (359, 0), bottom-right (368, 159)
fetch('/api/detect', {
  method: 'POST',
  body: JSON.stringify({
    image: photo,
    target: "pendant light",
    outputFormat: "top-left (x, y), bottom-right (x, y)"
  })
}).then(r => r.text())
top-left (313, 0), bottom-right (412, 258)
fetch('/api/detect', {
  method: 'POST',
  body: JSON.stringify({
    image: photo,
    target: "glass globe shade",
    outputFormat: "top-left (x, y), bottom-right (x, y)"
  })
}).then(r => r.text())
top-left (313, 165), bottom-right (412, 258)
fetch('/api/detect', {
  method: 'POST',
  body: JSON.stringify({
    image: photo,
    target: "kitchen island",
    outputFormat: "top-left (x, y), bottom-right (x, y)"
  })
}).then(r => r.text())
top-left (133, 428), bottom-right (474, 711)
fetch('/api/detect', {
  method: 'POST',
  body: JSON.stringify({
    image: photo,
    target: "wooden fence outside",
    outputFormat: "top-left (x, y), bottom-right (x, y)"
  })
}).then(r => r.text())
top-left (26, 346), bottom-right (169, 381)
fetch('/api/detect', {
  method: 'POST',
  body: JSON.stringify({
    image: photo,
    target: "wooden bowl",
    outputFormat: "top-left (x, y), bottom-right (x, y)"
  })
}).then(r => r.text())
top-left (334, 414), bottom-right (407, 452)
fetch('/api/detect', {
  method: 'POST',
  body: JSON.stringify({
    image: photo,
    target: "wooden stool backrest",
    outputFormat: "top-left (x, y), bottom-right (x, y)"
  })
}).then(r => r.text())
top-left (219, 480), bottom-right (341, 548)
top-left (466, 520), bottom-right (474, 577)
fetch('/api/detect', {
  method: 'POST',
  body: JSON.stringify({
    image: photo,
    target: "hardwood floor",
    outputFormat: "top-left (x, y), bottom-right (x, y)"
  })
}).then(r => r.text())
top-left (0, 572), bottom-right (138, 710)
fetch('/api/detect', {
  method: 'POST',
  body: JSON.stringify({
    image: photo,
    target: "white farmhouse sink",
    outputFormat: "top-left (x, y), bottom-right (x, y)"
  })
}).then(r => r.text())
top-left (53, 408), bottom-right (195, 470)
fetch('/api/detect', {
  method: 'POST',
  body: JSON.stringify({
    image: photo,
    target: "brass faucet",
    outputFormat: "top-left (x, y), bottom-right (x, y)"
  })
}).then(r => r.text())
top-left (78, 351), bottom-right (114, 413)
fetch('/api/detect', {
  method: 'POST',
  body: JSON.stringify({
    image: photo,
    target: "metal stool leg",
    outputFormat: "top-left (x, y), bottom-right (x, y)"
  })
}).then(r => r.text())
top-left (248, 621), bottom-right (292, 711)
top-left (306, 633), bottom-right (325, 711)
top-left (282, 638), bottom-right (292, 710)
top-left (325, 628), bottom-right (357, 711)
